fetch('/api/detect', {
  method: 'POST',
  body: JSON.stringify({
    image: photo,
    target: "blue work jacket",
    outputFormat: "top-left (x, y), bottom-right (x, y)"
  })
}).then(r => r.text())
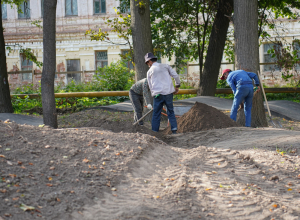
top-left (226, 70), bottom-right (260, 95)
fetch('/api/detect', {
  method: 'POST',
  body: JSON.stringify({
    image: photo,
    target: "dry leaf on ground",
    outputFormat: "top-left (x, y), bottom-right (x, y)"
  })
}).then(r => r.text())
top-left (20, 204), bottom-right (35, 211)
top-left (82, 158), bottom-right (90, 163)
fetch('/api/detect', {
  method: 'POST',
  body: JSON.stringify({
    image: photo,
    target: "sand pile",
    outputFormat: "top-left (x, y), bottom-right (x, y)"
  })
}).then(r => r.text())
top-left (164, 102), bottom-right (240, 134)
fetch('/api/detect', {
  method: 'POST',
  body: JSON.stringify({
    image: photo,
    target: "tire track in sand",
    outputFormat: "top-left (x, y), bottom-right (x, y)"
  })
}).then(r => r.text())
top-left (72, 128), bottom-right (300, 219)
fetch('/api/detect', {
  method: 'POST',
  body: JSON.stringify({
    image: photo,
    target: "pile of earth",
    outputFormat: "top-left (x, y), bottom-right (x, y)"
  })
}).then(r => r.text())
top-left (0, 121), bottom-right (168, 220)
top-left (164, 102), bottom-right (240, 134)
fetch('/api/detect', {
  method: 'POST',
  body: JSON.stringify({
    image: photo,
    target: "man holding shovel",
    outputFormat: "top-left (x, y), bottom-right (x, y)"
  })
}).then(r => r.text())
top-left (220, 69), bottom-right (260, 127)
top-left (129, 78), bottom-right (152, 126)
top-left (145, 52), bottom-right (180, 134)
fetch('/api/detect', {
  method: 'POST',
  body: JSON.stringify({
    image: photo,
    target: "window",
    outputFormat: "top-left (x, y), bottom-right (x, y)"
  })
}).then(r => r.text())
top-left (293, 41), bottom-right (300, 70)
top-left (18, 0), bottom-right (30, 19)
top-left (67, 60), bottom-right (81, 83)
top-left (263, 43), bottom-right (281, 72)
top-left (95, 51), bottom-right (108, 68)
top-left (41, 0), bottom-right (44, 17)
top-left (120, 0), bottom-right (130, 13)
top-left (94, 0), bottom-right (106, 14)
top-left (66, 0), bottom-right (78, 16)
top-left (21, 55), bottom-right (33, 81)
top-left (2, 4), bottom-right (7, 19)
top-left (121, 50), bottom-right (134, 70)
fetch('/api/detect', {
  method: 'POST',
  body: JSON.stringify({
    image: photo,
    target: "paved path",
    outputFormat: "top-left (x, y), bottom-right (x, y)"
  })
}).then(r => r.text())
top-left (0, 113), bottom-right (43, 126)
top-left (98, 97), bottom-right (300, 121)
top-left (266, 100), bottom-right (300, 121)
top-left (1, 97), bottom-right (299, 126)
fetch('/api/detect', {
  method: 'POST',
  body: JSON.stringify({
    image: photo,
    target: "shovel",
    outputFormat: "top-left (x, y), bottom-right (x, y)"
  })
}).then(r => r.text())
top-left (133, 109), bottom-right (153, 126)
top-left (257, 71), bottom-right (282, 128)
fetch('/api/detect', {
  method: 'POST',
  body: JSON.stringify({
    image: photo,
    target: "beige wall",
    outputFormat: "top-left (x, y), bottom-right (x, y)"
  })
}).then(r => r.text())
top-left (3, 0), bottom-right (134, 88)
top-left (4, 1), bottom-right (300, 88)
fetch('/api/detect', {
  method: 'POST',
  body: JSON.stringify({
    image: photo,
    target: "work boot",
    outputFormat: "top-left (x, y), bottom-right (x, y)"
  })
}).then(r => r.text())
top-left (172, 130), bottom-right (177, 134)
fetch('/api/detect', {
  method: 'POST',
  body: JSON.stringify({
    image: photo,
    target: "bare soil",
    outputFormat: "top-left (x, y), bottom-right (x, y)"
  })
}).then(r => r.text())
top-left (1, 104), bottom-right (300, 220)
top-left (164, 102), bottom-right (239, 134)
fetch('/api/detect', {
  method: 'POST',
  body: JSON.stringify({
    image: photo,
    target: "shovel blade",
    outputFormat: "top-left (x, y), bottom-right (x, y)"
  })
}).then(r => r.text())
top-left (269, 119), bottom-right (282, 128)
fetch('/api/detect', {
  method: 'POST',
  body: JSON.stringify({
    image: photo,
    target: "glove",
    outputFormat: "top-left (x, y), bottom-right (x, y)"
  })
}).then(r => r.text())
top-left (147, 104), bottom-right (152, 110)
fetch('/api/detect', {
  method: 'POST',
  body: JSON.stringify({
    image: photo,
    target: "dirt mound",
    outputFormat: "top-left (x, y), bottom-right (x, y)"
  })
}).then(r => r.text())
top-left (0, 121), bottom-right (166, 220)
top-left (164, 102), bottom-right (240, 134)
top-left (83, 119), bottom-right (167, 141)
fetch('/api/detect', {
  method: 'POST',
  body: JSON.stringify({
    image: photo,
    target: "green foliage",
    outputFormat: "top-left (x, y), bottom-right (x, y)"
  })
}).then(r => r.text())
top-left (11, 95), bottom-right (42, 113)
top-left (216, 79), bottom-right (230, 89)
top-left (173, 82), bottom-right (197, 101)
top-left (3, 0), bottom-right (24, 8)
top-left (150, 0), bottom-right (217, 73)
top-left (265, 92), bottom-right (300, 103)
top-left (20, 48), bottom-right (43, 68)
top-left (11, 83), bottom-right (41, 94)
top-left (6, 46), bottom-right (43, 68)
top-left (62, 80), bottom-right (102, 93)
top-left (11, 94), bottom-right (127, 114)
top-left (215, 93), bottom-right (234, 100)
top-left (10, 85), bottom-right (130, 114)
top-left (10, 60), bottom-right (135, 114)
top-left (215, 82), bottom-right (300, 103)
top-left (257, 1), bottom-right (300, 84)
top-left (31, 20), bottom-right (42, 29)
top-left (94, 60), bottom-right (135, 91)
top-left (223, 29), bottom-right (235, 63)
top-left (85, 9), bottom-right (133, 63)
top-left (265, 40), bottom-right (300, 85)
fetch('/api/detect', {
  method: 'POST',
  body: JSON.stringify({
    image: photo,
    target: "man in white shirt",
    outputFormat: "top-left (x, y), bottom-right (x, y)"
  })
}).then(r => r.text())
top-left (145, 52), bottom-right (181, 134)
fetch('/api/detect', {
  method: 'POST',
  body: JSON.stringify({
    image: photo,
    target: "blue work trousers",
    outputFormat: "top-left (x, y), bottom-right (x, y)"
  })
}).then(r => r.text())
top-left (152, 94), bottom-right (177, 132)
top-left (230, 85), bottom-right (254, 127)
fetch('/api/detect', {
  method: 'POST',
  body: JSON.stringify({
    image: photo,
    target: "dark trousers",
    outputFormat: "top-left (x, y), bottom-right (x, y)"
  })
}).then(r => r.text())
top-left (152, 93), bottom-right (177, 132)
top-left (129, 89), bottom-right (144, 125)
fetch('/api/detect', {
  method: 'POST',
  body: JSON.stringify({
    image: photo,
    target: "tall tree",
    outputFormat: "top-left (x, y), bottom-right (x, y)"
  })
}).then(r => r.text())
top-left (130, 0), bottom-right (153, 81)
top-left (234, 0), bottom-right (267, 127)
top-left (41, 0), bottom-right (58, 128)
top-left (198, 0), bottom-right (233, 96)
top-left (151, 0), bottom-right (216, 78)
top-left (0, 3), bottom-right (13, 113)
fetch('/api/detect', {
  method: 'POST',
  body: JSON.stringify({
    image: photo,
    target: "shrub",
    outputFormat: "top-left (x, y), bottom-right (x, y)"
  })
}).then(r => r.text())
top-left (94, 60), bottom-right (135, 91)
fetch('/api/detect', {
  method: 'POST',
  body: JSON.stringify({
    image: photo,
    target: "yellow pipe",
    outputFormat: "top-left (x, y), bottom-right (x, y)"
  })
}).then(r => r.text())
top-left (55, 91), bottom-right (129, 98)
top-left (10, 88), bottom-right (300, 99)
top-left (177, 89), bottom-right (197, 94)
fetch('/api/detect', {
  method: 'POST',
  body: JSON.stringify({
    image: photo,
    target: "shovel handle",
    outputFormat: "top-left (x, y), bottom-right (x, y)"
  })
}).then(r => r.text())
top-left (133, 109), bottom-right (153, 126)
top-left (257, 71), bottom-right (272, 118)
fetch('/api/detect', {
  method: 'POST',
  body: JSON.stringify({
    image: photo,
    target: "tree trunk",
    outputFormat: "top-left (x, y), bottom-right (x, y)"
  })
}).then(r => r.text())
top-left (41, 0), bottom-right (58, 128)
top-left (130, 0), bottom-right (154, 122)
top-left (130, 0), bottom-right (153, 81)
top-left (198, 0), bottom-right (233, 96)
top-left (0, 4), bottom-right (13, 113)
top-left (234, 0), bottom-right (267, 127)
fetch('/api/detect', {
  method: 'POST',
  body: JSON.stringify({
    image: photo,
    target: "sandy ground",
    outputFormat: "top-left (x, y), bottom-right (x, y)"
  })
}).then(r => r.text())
top-left (1, 108), bottom-right (300, 219)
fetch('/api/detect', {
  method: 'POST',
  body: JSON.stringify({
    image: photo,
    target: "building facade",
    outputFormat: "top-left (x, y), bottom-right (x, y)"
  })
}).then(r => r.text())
top-left (3, 0), bottom-right (137, 89)
top-left (3, 0), bottom-right (300, 90)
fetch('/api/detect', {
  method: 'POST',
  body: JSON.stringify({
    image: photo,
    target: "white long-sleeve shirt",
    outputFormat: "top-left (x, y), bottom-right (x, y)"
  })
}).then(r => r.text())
top-left (146, 62), bottom-right (181, 97)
